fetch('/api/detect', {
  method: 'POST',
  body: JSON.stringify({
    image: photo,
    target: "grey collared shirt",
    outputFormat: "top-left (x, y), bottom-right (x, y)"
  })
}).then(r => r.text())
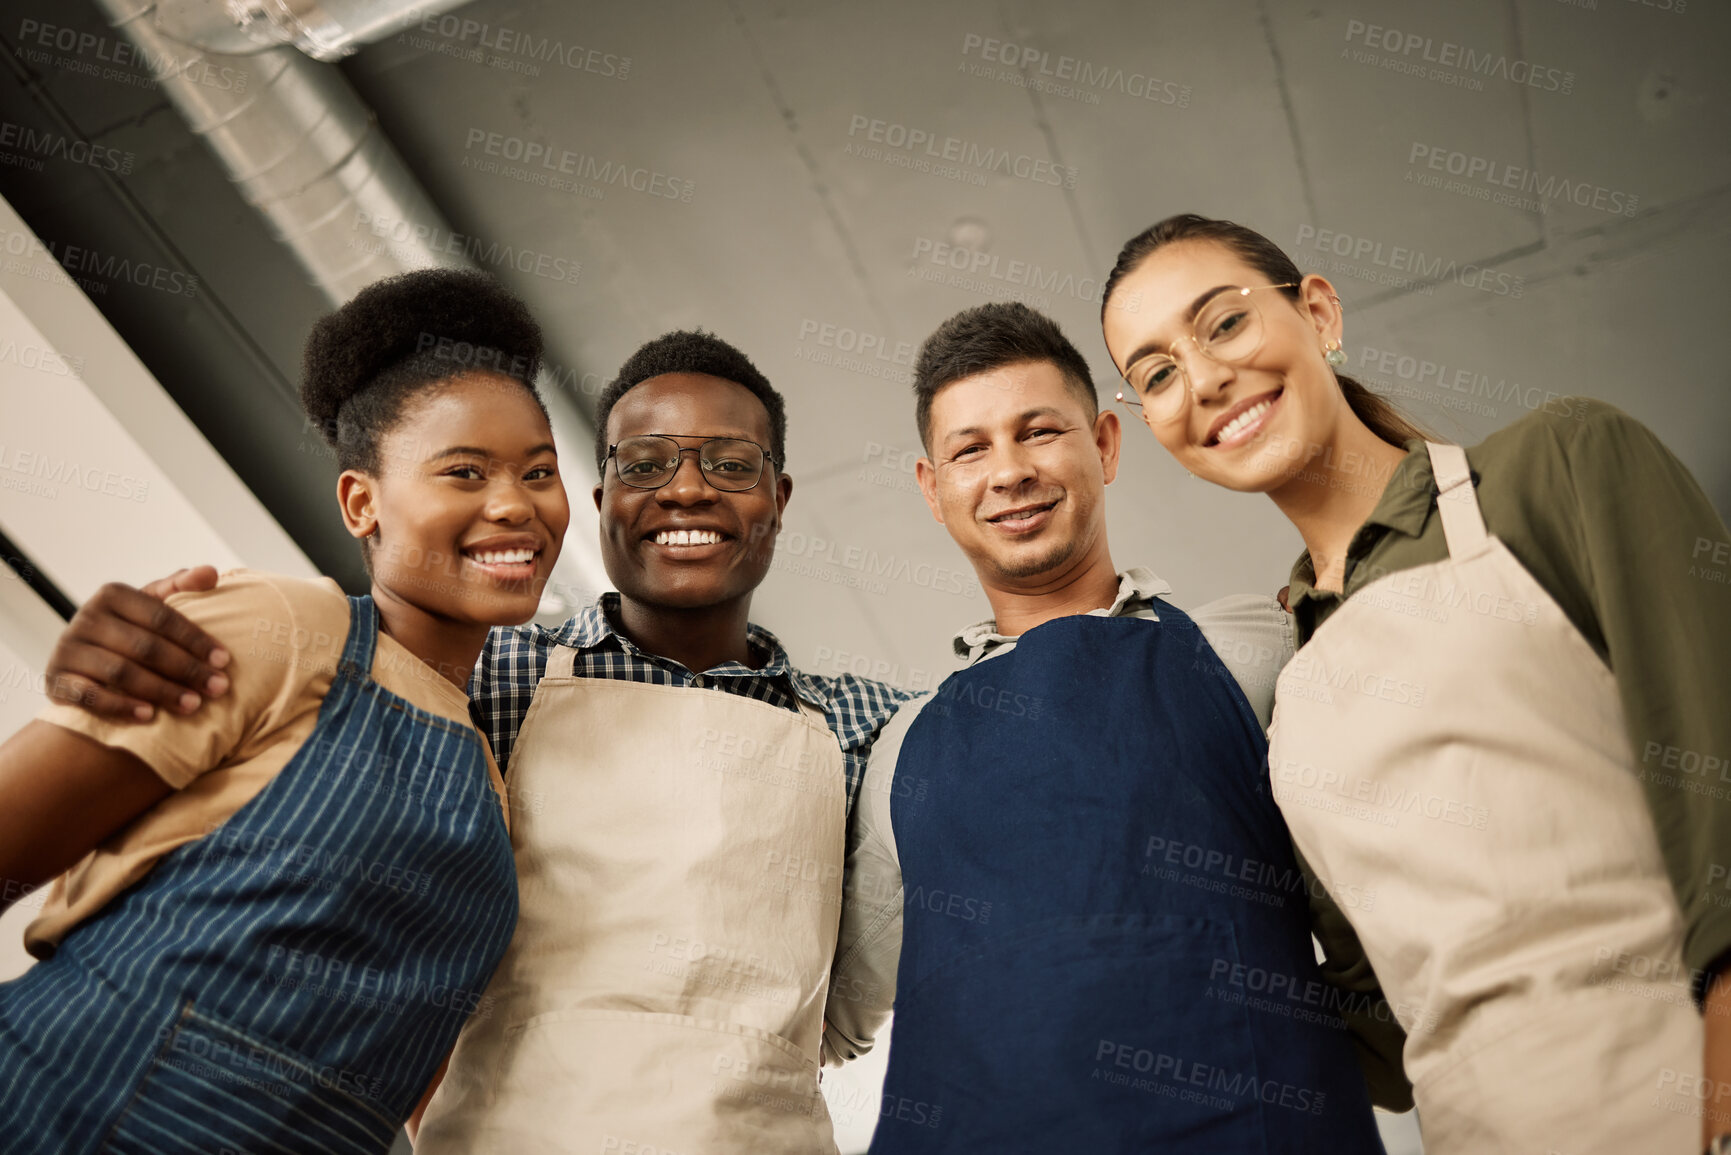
top-left (821, 568), bottom-right (1294, 1064)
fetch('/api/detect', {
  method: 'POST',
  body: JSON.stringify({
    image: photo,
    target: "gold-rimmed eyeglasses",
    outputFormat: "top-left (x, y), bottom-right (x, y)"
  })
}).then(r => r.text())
top-left (1114, 283), bottom-right (1301, 423)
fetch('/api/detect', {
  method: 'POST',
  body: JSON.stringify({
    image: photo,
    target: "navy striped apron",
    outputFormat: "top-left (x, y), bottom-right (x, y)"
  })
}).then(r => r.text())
top-left (0, 595), bottom-right (519, 1154)
top-left (871, 608), bottom-right (1384, 1154)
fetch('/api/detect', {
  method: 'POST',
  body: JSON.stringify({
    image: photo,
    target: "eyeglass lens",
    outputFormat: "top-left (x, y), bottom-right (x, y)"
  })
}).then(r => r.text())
top-left (614, 436), bottom-right (766, 490)
top-left (1124, 288), bottom-right (1273, 419)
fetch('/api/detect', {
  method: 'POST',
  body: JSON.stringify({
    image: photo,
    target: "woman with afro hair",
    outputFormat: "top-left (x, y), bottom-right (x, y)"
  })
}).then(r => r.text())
top-left (0, 268), bottom-right (569, 1154)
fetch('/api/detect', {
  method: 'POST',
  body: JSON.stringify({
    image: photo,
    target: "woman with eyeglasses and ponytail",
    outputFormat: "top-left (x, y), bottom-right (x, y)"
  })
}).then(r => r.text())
top-left (1100, 214), bottom-right (1731, 1154)
top-left (0, 268), bottom-right (569, 1154)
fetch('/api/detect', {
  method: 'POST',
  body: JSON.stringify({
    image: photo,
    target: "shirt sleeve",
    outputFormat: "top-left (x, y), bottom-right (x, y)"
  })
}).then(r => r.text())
top-left (1185, 593), bottom-right (1296, 730)
top-left (823, 694), bottom-right (925, 1066)
top-left (1549, 402), bottom-right (1731, 1000)
top-left (34, 571), bottom-right (332, 789)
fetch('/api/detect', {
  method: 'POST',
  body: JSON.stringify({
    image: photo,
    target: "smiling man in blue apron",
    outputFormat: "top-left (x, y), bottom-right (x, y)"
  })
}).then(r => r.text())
top-left (823, 303), bottom-right (1399, 1153)
top-left (39, 331), bottom-right (912, 1154)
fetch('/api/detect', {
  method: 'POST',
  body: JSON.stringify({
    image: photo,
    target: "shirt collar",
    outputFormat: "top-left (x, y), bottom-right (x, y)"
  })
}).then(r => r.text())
top-left (1286, 437), bottom-right (1437, 606)
top-left (952, 567), bottom-right (1173, 665)
top-left (540, 592), bottom-right (828, 709)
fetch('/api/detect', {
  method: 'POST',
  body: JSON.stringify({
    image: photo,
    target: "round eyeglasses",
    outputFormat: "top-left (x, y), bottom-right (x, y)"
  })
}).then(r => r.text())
top-left (1114, 283), bottom-right (1301, 423)
top-left (605, 435), bottom-right (778, 492)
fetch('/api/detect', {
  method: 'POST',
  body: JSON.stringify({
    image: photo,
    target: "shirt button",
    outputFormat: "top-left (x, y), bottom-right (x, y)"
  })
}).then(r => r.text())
top-left (690, 676), bottom-right (705, 688)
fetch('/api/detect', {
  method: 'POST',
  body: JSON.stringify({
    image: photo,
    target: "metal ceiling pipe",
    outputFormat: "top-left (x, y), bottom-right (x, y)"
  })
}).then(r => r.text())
top-left (91, 0), bottom-right (613, 609)
top-left (145, 0), bottom-right (475, 62)
top-left (93, 0), bottom-right (463, 303)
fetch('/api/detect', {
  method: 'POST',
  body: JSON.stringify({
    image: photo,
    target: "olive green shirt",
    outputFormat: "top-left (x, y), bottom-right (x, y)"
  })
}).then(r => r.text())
top-left (1287, 397), bottom-right (1731, 1008)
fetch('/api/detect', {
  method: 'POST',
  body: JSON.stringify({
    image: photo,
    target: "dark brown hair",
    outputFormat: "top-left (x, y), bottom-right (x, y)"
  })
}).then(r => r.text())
top-left (913, 301), bottom-right (1097, 452)
top-left (1102, 214), bottom-right (1429, 447)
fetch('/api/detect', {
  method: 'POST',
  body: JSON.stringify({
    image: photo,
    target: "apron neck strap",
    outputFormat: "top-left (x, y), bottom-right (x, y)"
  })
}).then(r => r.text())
top-left (546, 644), bottom-right (580, 679)
top-left (340, 595), bottom-right (380, 679)
top-left (1424, 441), bottom-right (1488, 557)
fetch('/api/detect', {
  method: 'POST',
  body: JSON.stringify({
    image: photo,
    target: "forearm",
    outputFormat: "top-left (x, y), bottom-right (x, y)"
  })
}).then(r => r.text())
top-left (0, 721), bottom-right (174, 915)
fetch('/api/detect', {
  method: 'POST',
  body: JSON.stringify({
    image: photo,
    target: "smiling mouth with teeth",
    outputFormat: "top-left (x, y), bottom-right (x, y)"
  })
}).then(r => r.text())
top-left (1209, 392), bottom-right (1280, 448)
top-left (466, 548), bottom-right (538, 565)
top-left (987, 501), bottom-right (1057, 524)
top-left (652, 529), bottom-right (725, 546)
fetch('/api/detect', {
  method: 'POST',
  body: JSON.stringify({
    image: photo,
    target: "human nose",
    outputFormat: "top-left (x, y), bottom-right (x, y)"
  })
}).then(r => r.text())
top-left (1173, 334), bottom-right (1234, 403)
top-left (656, 448), bottom-right (718, 503)
top-left (484, 475), bottom-right (534, 523)
top-left (986, 438), bottom-right (1037, 490)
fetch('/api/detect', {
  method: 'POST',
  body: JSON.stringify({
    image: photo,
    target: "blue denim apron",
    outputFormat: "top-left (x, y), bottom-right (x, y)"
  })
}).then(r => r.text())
top-left (871, 608), bottom-right (1383, 1154)
top-left (0, 595), bottom-right (519, 1154)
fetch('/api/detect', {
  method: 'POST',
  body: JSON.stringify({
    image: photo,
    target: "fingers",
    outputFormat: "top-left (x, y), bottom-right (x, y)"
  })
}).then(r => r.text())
top-left (44, 581), bottom-right (231, 723)
top-left (44, 669), bottom-right (161, 723)
top-left (138, 566), bottom-right (223, 652)
top-left (46, 634), bottom-right (214, 721)
top-left (101, 580), bottom-right (229, 677)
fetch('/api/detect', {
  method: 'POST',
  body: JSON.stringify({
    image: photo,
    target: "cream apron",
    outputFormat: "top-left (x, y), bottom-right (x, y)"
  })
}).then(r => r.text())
top-left (1267, 442), bottom-right (1703, 1154)
top-left (416, 649), bottom-right (847, 1154)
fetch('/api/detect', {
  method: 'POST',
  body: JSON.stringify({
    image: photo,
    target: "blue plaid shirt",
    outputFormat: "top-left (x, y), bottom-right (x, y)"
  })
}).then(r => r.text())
top-left (468, 592), bottom-right (915, 808)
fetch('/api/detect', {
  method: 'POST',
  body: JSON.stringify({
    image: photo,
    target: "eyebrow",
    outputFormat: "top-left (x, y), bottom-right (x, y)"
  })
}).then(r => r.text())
top-left (1116, 284), bottom-right (1237, 372)
top-left (428, 443), bottom-right (558, 461)
top-left (941, 406), bottom-right (1068, 445)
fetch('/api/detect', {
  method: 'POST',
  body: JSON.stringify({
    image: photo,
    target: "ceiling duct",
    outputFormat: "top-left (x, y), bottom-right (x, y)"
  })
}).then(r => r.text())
top-left (143, 0), bottom-right (473, 61)
top-left (87, 0), bottom-right (611, 610)
top-left (93, 0), bottom-right (467, 302)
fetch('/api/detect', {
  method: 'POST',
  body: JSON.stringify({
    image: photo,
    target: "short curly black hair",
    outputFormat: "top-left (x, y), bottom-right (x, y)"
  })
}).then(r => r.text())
top-left (592, 330), bottom-right (786, 473)
top-left (301, 267), bottom-right (547, 474)
top-left (912, 302), bottom-right (1096, 452)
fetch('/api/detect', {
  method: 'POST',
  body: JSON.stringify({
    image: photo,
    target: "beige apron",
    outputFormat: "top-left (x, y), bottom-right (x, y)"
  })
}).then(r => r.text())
top-left (1267, 442), bottom-right (1703, 1154)
top-left (416, 649), bottom-right (847, 1154)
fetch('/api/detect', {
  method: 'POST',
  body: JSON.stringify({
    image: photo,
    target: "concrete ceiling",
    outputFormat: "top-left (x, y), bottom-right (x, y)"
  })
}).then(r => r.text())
top-left (3, 0), bottom-right (1727, 685)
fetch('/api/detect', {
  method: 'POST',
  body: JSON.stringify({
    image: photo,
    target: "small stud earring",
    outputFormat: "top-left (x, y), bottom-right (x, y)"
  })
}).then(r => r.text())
top-left (1323, 339), bottom-right (1348, 368)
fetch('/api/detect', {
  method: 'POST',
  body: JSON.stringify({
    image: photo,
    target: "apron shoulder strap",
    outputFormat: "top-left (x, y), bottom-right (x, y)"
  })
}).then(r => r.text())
top-left (545, 644), bottom-right (580, 679)
top-left (1425, 441), bottom-right (1488, 557)
top-left (340, 595), bottom-right (380, 680)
